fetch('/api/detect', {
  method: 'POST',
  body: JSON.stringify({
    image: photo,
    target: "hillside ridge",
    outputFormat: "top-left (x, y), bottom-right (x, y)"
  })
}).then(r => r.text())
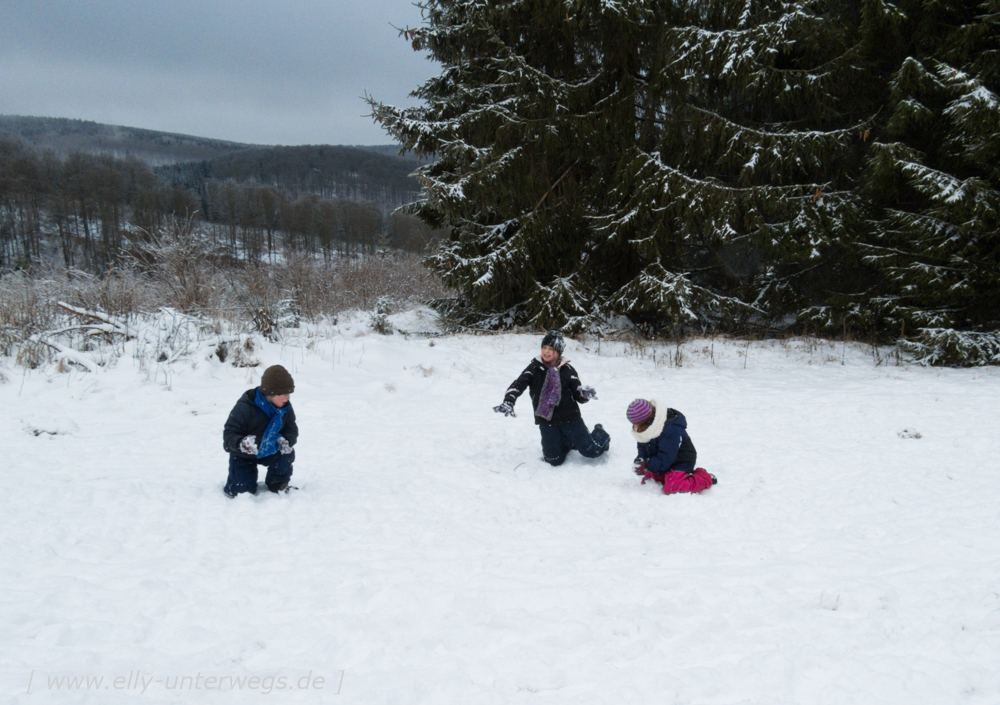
top-left (0, 114), bottom-right (414, 166)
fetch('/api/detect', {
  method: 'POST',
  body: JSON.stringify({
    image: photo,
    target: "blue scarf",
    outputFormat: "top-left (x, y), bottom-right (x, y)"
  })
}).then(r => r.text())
top-left (535, 362), bottom-right (562, 421)
top-left (254, 387), bottom-right (289, 458)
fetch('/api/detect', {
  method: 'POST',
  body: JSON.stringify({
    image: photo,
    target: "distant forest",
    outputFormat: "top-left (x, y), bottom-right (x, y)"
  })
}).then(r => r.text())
top-left (0, 116), bottom-right (442, 272)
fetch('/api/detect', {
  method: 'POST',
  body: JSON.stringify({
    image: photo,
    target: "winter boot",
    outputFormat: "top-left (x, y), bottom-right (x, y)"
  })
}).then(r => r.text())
top-left (592, 423), bottom-right (610, 451)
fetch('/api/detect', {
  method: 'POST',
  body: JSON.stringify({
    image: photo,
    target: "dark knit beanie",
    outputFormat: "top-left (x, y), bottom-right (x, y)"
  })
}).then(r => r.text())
top-left (541, 330), bottom-right (566, 354)
top-left (260, 365), bottom-right (294, 396)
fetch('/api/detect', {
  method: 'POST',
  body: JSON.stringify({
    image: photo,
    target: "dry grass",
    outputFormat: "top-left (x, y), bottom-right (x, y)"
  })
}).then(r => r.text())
top-left (0, 241), bottom-right (449, 357)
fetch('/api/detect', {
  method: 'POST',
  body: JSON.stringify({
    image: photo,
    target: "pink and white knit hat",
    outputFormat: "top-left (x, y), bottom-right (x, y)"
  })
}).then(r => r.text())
top-left (626, 399), bottom-right (654, 424)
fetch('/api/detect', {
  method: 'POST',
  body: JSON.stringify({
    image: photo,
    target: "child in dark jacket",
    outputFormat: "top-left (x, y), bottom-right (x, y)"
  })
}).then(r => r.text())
top-left (627, 398), bottom-right (716, 494)
top-left (494, 330), bottom-right (609, 466)
top-left (223, 364), bottom-right (299, 496)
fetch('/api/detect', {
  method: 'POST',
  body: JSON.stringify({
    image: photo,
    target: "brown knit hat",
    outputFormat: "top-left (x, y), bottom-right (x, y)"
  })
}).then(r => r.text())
top-left (260, 365), bottom-right (294, 396)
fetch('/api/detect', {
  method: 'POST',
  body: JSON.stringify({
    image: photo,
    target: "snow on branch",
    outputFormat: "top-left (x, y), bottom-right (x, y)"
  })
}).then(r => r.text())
top-left (665, 7), bottom-right (820, 74)
top-left (902, 328), bottom-right (1000, 367)
top-left (609, 263), bottom-right (758, 326)
top-left (526, 274), bottom-right (591, 330)
top-left (940, 66), bottom-right (1000, 166)
top-left (55, 301), bottom-right (133, 338)
top-left (882, 209), bottom-right (962, 244)
top-left (25, 335), bottom-right (101, 372)
top-left (19, 302), bottom-right (137, 372)
top-left (897, 161), bottom-right (979, 207)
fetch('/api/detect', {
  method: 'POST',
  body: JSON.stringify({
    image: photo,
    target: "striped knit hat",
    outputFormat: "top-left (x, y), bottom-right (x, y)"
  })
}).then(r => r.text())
top-left (626, 398), bottom-right (654, 424)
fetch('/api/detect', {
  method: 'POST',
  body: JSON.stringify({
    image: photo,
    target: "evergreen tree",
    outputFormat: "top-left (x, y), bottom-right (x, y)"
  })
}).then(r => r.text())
top-left (369, 0), bottom-right (649, 329)
top-left (368, 0), bottom-right (884, 333)
top-left (596, 0), bottom-right (884, 334)
top-left (858, 0), bottom-right (1000, 364)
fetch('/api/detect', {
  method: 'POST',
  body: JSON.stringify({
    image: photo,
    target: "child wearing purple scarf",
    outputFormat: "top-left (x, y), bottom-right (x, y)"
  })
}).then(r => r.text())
top-left (494, 330), bottom-right (609, 466)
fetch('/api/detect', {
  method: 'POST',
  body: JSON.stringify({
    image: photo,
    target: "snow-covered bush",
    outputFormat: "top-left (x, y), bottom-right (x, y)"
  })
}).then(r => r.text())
top-left (370, 296), bottom-right (394, 335)
top-left (901, 328), bottom-right (1000, 367)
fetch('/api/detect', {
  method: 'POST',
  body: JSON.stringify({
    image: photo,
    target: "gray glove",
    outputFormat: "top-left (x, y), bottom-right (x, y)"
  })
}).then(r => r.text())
top-left (493, 401), bottom-right (516, 417)
top-left (580, 385), bottom-right (598, 400)
top-left (239, 435), bottom-right (258, 455)
top-left (278, 437), bottom-right (293, 455)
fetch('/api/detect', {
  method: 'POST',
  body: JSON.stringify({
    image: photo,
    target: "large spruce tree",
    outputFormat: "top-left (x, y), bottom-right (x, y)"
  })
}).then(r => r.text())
top-left (859, 0), bottom-right (1000, 364)
top-left (368, 0), bottom-right (884, 333)
top-left (368, 0), bottom-right (998, 365)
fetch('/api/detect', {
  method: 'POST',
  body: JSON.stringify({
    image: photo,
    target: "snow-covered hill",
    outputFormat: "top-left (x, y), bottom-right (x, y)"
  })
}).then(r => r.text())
top-left (3, 312), bottom-right (998, 704)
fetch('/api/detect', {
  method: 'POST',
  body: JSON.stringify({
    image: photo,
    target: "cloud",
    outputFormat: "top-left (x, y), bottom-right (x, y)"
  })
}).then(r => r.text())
top-left (0, 0), bottom-right (433, 145)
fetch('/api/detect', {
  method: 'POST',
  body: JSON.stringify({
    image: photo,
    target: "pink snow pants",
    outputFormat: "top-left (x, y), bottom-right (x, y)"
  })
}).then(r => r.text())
top-left (642, 468), bottom-right (714, 494)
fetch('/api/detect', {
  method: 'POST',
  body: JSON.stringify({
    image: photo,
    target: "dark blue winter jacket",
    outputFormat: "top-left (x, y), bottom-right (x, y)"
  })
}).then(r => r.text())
top-left (223, 388), bottom-right (298, 460)
top-left (631, 403), bottom-right (697, 474)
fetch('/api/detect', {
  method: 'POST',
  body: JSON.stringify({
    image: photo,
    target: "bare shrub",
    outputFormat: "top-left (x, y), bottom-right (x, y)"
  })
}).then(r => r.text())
top-left (62, 267), bottom-right (156, 320)
top-left (0, 272), bottom-right (56, 355)
top-left (125, 215), bottom-right (222, 313)
top-left (334, 252), bottom-right (448, 311)
top-left (338, 257), bottom-right (389, 310)
top-left (261, 251), bottom-right (448, 319)
top-left (271, 253), bottom-right (338, 320)
top-left (0, 248), bottom-right (449, 365)
top-left (223, 264), bottom-right (298, 341)
top-left (16, 339), bottom-right (47, 369)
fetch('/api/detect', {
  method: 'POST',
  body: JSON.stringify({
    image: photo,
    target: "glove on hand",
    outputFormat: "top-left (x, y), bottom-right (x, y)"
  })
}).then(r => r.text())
top-left (278, 437), bottom-right (293, 455)
top-left (239, 435), bottom-right (258, 455)
top-left (633, 459), bottom-right (647, 476)
top-left (580, 385), bottom-right (598, 400)
top-left (493, 401), bottom-right (516, 417)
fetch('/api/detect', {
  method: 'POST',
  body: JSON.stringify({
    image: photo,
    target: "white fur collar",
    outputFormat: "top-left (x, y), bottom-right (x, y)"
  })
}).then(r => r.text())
top-left (631, 399), bottom-right (666, 442)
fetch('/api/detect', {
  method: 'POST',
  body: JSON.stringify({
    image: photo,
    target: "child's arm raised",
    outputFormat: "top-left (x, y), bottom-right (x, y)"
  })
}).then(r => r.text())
top-left (498, 360), bottom-right (535, 412)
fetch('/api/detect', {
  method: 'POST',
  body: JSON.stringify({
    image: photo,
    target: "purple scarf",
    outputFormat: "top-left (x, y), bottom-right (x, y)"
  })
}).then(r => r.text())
top-left (535, 363), bottom-right (562, 421)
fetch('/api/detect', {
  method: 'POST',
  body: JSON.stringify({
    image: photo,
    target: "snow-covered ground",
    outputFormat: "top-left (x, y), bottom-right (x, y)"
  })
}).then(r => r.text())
top-left (3, 309), bottom-right (999, 704)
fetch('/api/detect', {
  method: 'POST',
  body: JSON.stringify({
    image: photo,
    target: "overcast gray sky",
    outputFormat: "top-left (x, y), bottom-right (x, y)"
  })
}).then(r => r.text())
top-left (0, 0), bottom-right (434, 146)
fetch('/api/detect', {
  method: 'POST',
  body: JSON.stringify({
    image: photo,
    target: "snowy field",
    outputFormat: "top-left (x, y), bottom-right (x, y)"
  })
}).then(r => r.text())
top-left (3, 309), bottom-right (999, 704)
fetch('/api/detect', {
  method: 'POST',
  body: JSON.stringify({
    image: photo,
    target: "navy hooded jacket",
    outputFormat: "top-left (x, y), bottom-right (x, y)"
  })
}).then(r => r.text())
top-left (223, 388), bottom-right (298, 460)
top-left (631, 402), bottom-right (697, 474)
